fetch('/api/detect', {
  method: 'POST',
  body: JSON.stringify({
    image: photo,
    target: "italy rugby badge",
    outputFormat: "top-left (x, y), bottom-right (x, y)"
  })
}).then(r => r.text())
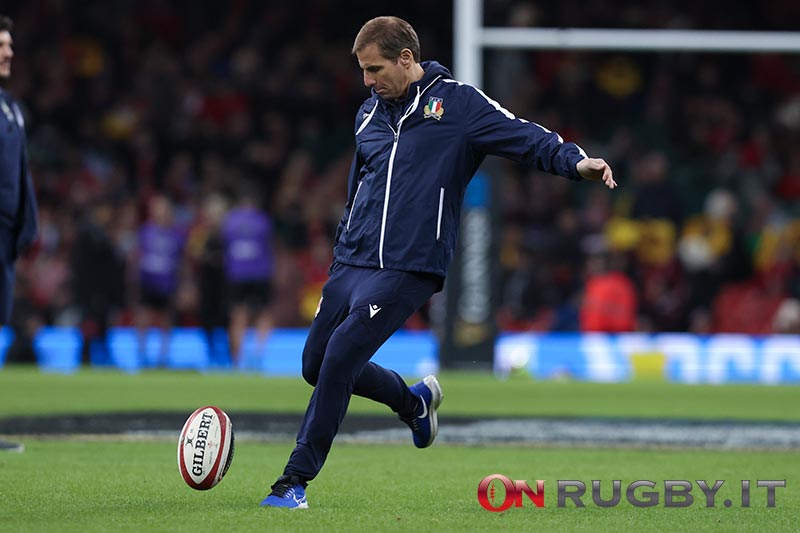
top-left (423, 96), bottom-right (444, 120)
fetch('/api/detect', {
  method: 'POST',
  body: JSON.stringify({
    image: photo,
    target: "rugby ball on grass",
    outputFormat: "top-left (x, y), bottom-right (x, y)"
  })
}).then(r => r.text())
top-left (177, 406), bottom-right (234, 490)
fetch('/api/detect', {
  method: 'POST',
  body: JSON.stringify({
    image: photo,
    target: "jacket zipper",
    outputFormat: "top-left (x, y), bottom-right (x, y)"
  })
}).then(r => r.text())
top-left (378, 86), bottom-right (422, 268)
top-left (436, 187), bottom-right (445, 241)
top-left (346, 180), bottom-right (363, 230)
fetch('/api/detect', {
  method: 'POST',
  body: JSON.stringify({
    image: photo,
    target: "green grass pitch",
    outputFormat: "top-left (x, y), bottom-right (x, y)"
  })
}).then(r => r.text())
top-left (1, 441), bottom-right (796, 532)
top-left (0, 368), bottom-right (798, 531)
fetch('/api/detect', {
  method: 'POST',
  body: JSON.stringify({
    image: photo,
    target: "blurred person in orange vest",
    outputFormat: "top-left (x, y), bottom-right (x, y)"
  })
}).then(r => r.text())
top-left (580, 249), bottom-right (637, 332)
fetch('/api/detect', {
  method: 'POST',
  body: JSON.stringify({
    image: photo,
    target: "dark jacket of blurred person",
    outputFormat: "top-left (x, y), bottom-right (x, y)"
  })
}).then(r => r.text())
top-left (0, 15), bottom-right (38, 327)
top-left (630, 151), bottom-right (683, 226)
top-left (193, 194), bottom-right (228, 364)
top-left (72, 201), bottom-right (125, 364)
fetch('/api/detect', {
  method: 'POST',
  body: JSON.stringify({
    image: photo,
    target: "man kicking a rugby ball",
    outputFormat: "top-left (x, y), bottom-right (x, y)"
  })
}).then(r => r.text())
top-left (261, 16), bottom-right (616, 509)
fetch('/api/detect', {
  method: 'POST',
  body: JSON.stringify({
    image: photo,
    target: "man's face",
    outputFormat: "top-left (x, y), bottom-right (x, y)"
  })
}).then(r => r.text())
top-left (0, 30), bottom-right (12, 79)
top-left (357, 43), bottom-right (410, 100)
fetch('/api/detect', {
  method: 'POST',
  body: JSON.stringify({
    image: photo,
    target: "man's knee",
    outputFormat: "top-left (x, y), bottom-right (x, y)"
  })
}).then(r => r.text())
top-left (301, 347), bottom-right (322, 386)
top-left (302, 364), bottom-right (319, 386)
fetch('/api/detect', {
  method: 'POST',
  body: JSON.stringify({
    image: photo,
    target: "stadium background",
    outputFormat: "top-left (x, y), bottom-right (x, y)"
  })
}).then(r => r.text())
top-left (1, 1), bottom-right (799, 530)
top-left (1, 0), bottom-right (799, 381)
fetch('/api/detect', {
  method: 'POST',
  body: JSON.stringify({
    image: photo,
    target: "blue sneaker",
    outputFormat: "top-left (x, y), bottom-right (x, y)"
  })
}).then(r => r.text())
top-left (399, 375), bottom-right (443, 448)
top-left (260, 475), bottom-right (309, 509)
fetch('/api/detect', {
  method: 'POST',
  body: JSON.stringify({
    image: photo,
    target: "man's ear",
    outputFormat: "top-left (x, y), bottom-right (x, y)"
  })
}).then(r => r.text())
top-left (399, 49), bottom-right (413, 66)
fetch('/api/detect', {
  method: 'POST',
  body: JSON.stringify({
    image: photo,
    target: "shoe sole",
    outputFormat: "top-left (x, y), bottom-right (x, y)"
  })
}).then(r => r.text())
top-left (422, 375), bottom-right (443, 447)
top-left (261, 499), bottom-right (309, 509)
top-left (262, 503), bottom-right (309, 510)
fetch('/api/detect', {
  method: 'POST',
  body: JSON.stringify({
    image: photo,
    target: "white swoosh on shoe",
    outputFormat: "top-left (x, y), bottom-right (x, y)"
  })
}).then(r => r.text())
top-left (417, 397), bottom-right (428, 419)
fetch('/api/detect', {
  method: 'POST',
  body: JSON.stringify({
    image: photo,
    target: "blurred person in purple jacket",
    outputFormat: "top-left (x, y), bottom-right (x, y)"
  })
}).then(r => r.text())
top-left (221, 185), bottom-right (275, 366)
top-left (136, 194), bottom-right (185, 366)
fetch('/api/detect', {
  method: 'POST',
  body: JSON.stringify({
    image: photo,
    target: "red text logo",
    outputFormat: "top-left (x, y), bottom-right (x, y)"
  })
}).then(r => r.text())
top-left (477, 474), bottom-right (545, 512)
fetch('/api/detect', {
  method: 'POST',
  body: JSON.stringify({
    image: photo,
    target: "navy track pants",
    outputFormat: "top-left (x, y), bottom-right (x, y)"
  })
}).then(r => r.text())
top-left (284, 263), bottom-right (440, 481)
top-left (0, 227), bottom-right (16, 325)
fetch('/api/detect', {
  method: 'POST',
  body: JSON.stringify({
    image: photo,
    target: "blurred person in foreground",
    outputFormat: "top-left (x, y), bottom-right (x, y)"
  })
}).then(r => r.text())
top-left (221, 185), bottom-right (275, 367)
top-left (260, 16), bottom-right (616, 509)
top-left (0, 15), bottom-right (38, 453)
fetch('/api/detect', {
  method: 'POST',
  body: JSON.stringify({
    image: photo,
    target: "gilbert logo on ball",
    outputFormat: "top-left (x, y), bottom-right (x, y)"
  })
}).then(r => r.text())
top-left (177, 406), bottom-right (234, 490)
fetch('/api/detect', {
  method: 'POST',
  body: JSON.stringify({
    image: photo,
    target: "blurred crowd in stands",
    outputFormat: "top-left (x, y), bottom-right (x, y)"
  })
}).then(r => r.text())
top-left (487, 1), bottom-right (800, 335)
top-left (2, 0), bottom-right (800, 363)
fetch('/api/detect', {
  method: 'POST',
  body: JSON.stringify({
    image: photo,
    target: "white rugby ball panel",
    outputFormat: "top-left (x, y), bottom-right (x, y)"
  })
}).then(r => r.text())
top-left (177, 406), bottom-right (234, 490)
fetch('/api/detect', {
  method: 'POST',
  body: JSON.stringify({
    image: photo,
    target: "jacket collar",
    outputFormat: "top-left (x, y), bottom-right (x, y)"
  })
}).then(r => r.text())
top-left (374, 60), bottom-right (452, 107)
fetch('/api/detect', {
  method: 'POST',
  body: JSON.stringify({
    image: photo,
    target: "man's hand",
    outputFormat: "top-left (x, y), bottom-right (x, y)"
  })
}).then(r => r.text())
top-left (577, 158), bottom-right (617, 189)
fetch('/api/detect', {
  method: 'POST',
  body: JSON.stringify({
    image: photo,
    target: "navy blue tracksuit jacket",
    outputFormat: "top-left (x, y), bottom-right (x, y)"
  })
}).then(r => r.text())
top-left (0, 88), bottom-right (37, 259)
top-left (0, 88), bottom-right (38, 323)
top-left (333, 61), bottom-right (586, 279)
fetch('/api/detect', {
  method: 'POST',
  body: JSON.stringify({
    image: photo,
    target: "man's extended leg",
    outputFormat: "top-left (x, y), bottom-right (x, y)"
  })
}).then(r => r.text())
top-left (263, 309), bottom-right (414, 508)
top-left (286, 288), bottom-right (430, 480)
top-left (262, 267), bottom-right (438, 508)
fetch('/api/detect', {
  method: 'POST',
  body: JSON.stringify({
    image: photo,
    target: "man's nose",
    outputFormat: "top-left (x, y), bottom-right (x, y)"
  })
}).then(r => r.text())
top-left (363, 72), bottom-right (375, 87)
